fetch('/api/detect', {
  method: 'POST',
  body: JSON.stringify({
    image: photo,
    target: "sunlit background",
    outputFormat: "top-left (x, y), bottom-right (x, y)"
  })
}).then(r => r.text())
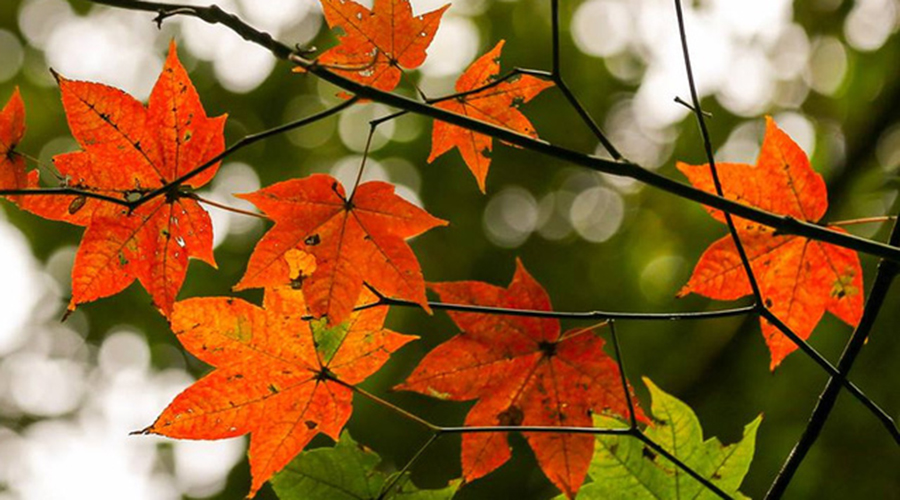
top-left (0, 0), bottom-right (898, 498)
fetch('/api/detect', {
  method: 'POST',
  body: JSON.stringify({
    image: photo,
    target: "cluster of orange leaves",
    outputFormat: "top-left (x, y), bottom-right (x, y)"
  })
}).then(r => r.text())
top-left (0, 0), bottom-right (865, 496)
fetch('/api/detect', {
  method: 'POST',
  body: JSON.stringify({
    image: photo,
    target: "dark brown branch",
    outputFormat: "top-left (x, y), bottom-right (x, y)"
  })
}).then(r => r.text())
top-left (672, 0), bottom-right (764, 304)
top-left (369, 67), bottom-right (552, 128)
top-left (1, 97), bottom-right (359, 209)
top-left (131, 97), bottom-right (359, 208)
top-left (371, 289), bottom-right (757, 321)
top-left (672, 0), bottom-right (900, 450)
top-left (84, 0), bottom-right (900, 265)
top-left (551, 0), bottom-right (622, 159)
top-left (765, 218), bottom-right (900, 498)
top-left (0, 186), bottom-right (132, 206)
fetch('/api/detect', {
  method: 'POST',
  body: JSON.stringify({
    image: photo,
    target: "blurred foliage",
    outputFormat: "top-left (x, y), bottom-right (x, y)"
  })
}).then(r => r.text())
top-left (0, 0), bottom-right (899, 499)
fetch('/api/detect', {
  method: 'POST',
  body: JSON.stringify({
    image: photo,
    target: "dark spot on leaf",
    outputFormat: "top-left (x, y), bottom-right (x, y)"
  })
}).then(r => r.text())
top-left (68, 195), bottom-right (87, 215)
top-left (305, 234), bottom-right (321, 246)
top-left (305, 420), bottom-right (317, 430)
top-left (268, 384), bottom-right (280, 394)
top-left (765, 298), bottom-right (773, 308)
top-left (712, 472), bottom-right (722, 480)
top-left (642, 446), bottom-right (657, 461)
top-left (497, 405), bottom-right (524, 426)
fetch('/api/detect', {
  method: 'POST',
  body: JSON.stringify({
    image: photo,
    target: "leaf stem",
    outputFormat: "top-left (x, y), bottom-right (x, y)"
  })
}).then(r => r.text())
top-left (377, 432), bottom-right (441, 500)
top-left (327, 375), bottom-right (441, 432)
top-left (189, 193), bottom-right (267, 219)
top-left (348, 124), bottom-right (376, 202)
top-left (828, 215), bottom-right (897, 227)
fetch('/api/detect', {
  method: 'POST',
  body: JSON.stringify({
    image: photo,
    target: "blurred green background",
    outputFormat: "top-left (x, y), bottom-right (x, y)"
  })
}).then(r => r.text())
top-left (0, 0), bottom-right (898, 498)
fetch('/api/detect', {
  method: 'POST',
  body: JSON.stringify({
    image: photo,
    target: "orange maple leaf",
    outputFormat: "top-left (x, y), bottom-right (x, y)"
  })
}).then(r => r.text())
top-left (316, 0), bottom-right (448, 92)
top-left (144, 277), bottom-right (416, 497)
top-left (396, 259), bottom-right (645, 498)
top-left (234, 173), bottom-right (447, 325)
top-left (428, 40), bottom-right (554, 192)
top-left (0, 88), bottom-right (27, 200)
top-left (678, 117), bottom-right (864, 370)
top-left (17, 41), bottom-right (225, 317)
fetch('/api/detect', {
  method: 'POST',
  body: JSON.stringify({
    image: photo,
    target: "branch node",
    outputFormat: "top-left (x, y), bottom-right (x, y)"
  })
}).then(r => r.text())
top-left (674, 96), bottom-right (712, 117)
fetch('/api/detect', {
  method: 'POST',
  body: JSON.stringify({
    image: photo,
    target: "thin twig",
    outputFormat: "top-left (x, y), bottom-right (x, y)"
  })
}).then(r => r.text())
top-left (672, 0), bottom-right (765, 305)
top-left (758, 308), bottom-right (900, 445)
top-left (674, 96), bottom-right (713, 117)
top-left (131, 97), bottom-right (360, 208)
top-left (437, 425), bottom-right (633, 436)
top-left (828, 216), bottom-right (897, 227)
top-left (377, 433), bottom-right (441, 500)
top-left (368, 67), bottom-right (552, 128)
top-left (551, 0), bottom-right (621, 159)
top-left (1, 96), bottom-right (359, 209)
top-left (373, 292), bottom-right (757, 320)
top-left (0, 187), bottom-right (131, 206)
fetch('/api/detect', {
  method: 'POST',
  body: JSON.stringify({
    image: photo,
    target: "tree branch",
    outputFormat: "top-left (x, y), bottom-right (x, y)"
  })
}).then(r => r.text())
top-left (765, 217), bottom-right (900, 498)
top-left (83, 0), bottom-right (900, 265)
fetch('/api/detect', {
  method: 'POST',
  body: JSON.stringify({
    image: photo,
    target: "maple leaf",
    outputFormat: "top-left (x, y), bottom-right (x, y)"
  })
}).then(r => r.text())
top-left (272, 430), bottom-right (460, 500)
top-left (143, 278), bottom-right (416, 497)
top-left (570, 378), bottom-right (761, 500)
top-left (396, 259), bottom-right (646, 498)
top-left (677, 117), bottom-right (864, 370)
top-left (428, 40), bottom-right (554, 192)
top-left (316, 0), bottom-right (448, 93)
top-left (234, 173), bottom-right (447, 325)
top-left (0, 88), bottom-right (27, 201)
top-left (17, 41), bottom-right (225, 317)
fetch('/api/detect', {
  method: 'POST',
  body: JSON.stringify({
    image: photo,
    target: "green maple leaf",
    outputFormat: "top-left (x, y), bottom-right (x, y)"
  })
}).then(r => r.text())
top-left (570, 377), bottom-right (761, 499)
top-left (272, 431), bottom-right (460, 500)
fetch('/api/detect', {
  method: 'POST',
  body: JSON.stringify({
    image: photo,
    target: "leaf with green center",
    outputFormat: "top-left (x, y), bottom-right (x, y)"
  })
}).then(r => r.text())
top-left (142, 281), bottom-right (416, 497)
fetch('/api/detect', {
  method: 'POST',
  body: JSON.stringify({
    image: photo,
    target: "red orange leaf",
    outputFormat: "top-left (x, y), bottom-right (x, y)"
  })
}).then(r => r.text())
top-left (144, 280), bottom-right (415, 497)
top-left (235, 174), bottom-right (447, 325)
top-left (678, 117), bottom-right (864, 369)
top-left (0, 88), bottom-right (27, 200)
top-left (396, 259), bottom-right (645, 498)
top-left (428, 41), bottom-right (554, 192)
top-left (17, 41), bottom-right (225, 317)
top-left (317, 0), bottom-right (448, 92)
